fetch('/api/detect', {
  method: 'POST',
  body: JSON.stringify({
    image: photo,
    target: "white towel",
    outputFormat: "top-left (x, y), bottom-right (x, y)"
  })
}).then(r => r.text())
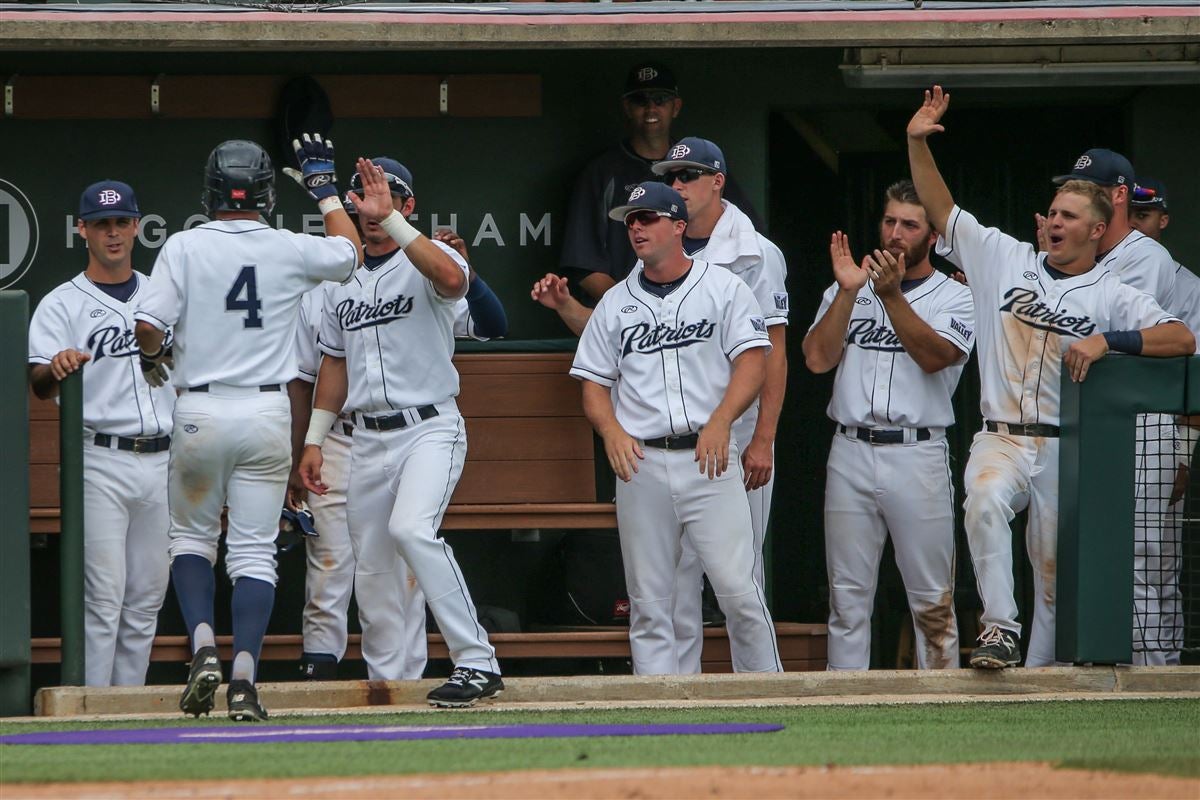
top-left (702, 200), bottom-right (762, 274)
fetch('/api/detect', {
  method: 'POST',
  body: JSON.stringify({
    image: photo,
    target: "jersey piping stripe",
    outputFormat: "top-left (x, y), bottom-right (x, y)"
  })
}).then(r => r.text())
top-left (1029, 268), bottom-right (1108, 424)
top-left (866, 283), bottom-right (881, 427)
top-left (570, 365), bottom-right (617, 385)
top-left (724, 337), bottom-right (768, 359)
top-left (625, 275), bottom-right (683, 432)
top-left (133, 309), bottom-right (171, 331)
top-left (366, 261), bottom-right (404, 411)
top-left (671, 261), bottom-right (710, 434)
top-left (940, 208), bottom-right (963, 261)
top-left (432, 416), bottom-right (499, 673)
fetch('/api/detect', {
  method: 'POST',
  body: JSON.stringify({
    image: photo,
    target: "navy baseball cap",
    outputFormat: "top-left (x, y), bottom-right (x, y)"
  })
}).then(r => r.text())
top-left (651, 137), bottom-right (726, 176)
top-left (623, 62), bottom-right (678, 98)
top-left (1052, 148), bottom-right (1134, 187)
top-left (608, 182), bottom-right (688, 223)
top-left (1131, 177), bottom-right (1168, 210)
top-left (79, 180), bottom-right (141, 220)
top-left (348, 156), bottom-right (414, 198)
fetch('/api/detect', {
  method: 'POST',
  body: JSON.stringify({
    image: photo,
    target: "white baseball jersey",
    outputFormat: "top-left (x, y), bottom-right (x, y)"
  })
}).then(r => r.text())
top-left (29, 272), bottom-right (175, 436)
top-left (134, 219), bottom-right (357, 387)
top-left (689, 201), bottom-right (790, 326)
top-left (937, 206), bottom-right (1178, 426)
top-left (1167, 264), bottom-right (1200, 352)
top-left (570, 260), bottom-right (770, 439)
top-left (809, 271), bottom-right (975, 429)
top-left (318, 240), bottom-right (470, 412)
top-left (1097, 229), bottom-right (1177, 308)
top-left (452, 298), bottom-right (486, 341)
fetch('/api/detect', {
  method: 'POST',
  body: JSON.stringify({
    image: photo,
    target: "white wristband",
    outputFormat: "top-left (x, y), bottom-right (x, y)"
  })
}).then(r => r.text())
top-left (304, 408), bottom-right (338, 448)
top-left (317, 196), bottom-right (343, 216)
top-left (378, 210), bottom-right (421, 250)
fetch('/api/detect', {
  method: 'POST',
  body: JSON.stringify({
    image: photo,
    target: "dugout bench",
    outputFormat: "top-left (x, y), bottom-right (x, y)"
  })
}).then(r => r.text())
top-left (27, 351), bottom-right (827, 673)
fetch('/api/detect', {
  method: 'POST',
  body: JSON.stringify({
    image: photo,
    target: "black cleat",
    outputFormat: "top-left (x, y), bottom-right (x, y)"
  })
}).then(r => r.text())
top-left (426, 666), bottom-right (504, 708)
top-left (969, 626), bottom-right (1022, 669)
top-left (179, 645), bottom-right (222, 718)
top-left (227, 679), bottom-right (269, 722)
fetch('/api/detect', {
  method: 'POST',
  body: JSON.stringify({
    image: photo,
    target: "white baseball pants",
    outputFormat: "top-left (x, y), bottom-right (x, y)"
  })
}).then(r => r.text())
top-left (80, 440), bottom-right (170, 687)
top-left (616, 444), bottom-right (780, 675)
top-left (963, 430), bottom-right (1061, 667)
top-left (166, 386), bottom-right (292, 585)
top-left (823, 433), bottom-right (959, 670)
top-left (347, 404), bottom-right (497, 674)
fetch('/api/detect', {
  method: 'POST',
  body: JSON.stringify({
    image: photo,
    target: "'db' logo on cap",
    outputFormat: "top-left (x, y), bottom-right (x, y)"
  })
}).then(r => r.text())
top-left (668, 144), bottom-right (691, 160)
top-left (629, 186), bottom-right (646, 201)
top-left (1073, 155), bottom-right (1093, 170)
top-left (97, 189), bottom-right (121, 206)
top-left (637, 67), bottom-right (658, 82)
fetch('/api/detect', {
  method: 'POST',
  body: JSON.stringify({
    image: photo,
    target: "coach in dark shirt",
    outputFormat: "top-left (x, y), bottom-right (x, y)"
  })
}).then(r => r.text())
top-left (560, 62), bottom-right (761, 301)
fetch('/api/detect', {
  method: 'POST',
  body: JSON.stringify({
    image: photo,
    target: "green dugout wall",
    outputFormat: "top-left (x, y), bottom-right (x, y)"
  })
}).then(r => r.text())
top-left (1059, 355), bottom-right (1200, 664)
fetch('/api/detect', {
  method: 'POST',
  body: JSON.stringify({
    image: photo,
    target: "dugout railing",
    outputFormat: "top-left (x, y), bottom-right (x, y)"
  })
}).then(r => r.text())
top-left (1058, 353), bottom-right (1200, 664)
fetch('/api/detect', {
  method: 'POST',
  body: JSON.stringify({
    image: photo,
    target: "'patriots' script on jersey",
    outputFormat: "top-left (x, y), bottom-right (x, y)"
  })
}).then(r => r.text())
top-left (999, 287), bottom-right (1096, 338)
top-left (336, 294), bottom-right (415, 331)
top-left (621, 319), bottom-right (716, 356)
top-left (845, 318), bottom-right (904, 352)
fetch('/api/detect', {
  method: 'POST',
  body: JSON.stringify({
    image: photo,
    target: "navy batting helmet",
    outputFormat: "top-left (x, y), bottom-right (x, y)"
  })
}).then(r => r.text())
top-left (203, 140), bottom-right (277, 218)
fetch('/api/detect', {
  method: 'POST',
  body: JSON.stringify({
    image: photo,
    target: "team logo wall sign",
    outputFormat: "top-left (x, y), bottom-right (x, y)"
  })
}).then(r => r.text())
top-left (0, 179), bottom-right (39, 289)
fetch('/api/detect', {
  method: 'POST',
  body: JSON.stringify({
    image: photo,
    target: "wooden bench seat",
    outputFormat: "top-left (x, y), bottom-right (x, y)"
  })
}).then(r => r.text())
top-left (30, 623), bottom-right (828, 674)
top-left (28, 352), bottom-right (615, 533)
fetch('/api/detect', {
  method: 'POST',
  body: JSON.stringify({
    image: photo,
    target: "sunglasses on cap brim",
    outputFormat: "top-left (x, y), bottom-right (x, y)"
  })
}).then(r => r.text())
top-left (626, 91), bottom-right (676, 107)
top-left (624, 210), bottom-right (674, 228)
top-left (661, 168), bottom-right (715, 185)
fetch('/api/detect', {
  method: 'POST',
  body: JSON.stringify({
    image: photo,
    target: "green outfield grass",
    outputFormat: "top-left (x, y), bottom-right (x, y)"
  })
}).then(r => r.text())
top-left (1, 699), bottom-right (1198, 783)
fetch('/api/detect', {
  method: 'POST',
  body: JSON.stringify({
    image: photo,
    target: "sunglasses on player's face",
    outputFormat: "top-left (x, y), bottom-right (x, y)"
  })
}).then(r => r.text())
top-left (662, 168), bottom-right (714, 185)
top-left (624, 210), bottom-right (671, 228)
top-left (627, 91), bottom-right (676, 107)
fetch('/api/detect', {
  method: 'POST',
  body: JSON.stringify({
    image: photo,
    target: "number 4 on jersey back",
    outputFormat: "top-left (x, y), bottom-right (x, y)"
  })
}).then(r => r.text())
top-left (226, 265), bottom-right (263, 329)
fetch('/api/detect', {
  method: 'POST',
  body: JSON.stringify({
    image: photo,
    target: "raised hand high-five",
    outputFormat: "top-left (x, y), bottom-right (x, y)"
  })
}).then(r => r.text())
top-left (907, 85), bottom-right (950, 141)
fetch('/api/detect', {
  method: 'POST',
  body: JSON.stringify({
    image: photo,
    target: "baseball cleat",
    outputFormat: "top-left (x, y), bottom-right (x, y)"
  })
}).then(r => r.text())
top-left (969, 626), bottom-right (1021, 669)
top-left (179, 645), bottom-right (223, 718)
top-left (226, 679), bottom-right (269, 722)
top-left (426, 666), bottom-right (504, 708)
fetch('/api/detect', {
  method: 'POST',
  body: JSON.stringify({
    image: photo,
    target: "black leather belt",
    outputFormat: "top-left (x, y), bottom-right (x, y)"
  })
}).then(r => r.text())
top-left (839, 425), bottom-right (930, 445)
top-left (341, 423), bottom-right (355, 437)
top-left (642, 432), bottom-right (700, 450)
top-left (986, 421), bottom-right (1061, 438)
top-left (94, 433), bottom-right (171, 454)
top-left (188, 384), bottom-right (281, 393)
top-left (361, 405), bottom-right (439, 431)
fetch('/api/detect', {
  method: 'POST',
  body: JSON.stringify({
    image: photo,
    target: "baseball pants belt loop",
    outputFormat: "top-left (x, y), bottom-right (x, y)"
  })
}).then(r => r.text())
top-left (93, 433), bottom-right (171, 454)
top-left (357, 405), bottom-right (440, 432)
top-left (838, 425), bottom-right (932, 445)
top-left (985, 420), bottom-right (1061, 438)
top-left (185, 383), bottom-right (281, 393)
top-left (642, 432), bottom-right (701, 450)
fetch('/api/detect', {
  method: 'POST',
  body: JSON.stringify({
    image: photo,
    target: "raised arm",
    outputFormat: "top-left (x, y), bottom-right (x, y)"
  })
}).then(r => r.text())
top-left (906, 86), bottom-right (956, 235)
top-left (532, 273), bottom-right (593, 337)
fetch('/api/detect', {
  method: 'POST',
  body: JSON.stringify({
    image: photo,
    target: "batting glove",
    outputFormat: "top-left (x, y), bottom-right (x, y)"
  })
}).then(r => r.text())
top-left (139, 345), bottom-right (173, 388)
top-left (282, 133), bottom-right (339, 201)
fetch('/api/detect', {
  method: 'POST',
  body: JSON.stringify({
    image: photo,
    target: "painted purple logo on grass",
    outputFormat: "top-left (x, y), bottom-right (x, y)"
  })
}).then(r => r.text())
top-left (0, 722), bottom-right (783, 746)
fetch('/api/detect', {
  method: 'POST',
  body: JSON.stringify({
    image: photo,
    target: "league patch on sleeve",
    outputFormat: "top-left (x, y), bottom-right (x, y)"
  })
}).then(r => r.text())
top-left (773, 292), bottom-right (789, 311)
top-left (950, 318), bottom-right (973, 340)
top-left (750, 316), bottom-right (767, 333)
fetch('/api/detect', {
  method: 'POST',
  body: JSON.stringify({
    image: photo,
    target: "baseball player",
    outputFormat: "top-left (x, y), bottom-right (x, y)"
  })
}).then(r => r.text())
top-left (648, 138), bottom-right (789, 673)
top-left (28, 181), bottom-right (175, 687)
top-left (906, 87), bottom-right (1194, 669)
top-left (570, 181), bottom-right (781, 675)
top-left (1126, 177), bottom-right (1199, 665)
top-left (133, 136), bottom-right (384, 721)
top-left (298, 155), bottom-right (503, 708)
top-left (561, 62), bottom-right (760, 302)
top-left (287, 167), bottom-right (507, 682)
top-left (803, 180), bottom-right (975, 671)
top-left (1049, 153), bottom-right (1182, 666)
